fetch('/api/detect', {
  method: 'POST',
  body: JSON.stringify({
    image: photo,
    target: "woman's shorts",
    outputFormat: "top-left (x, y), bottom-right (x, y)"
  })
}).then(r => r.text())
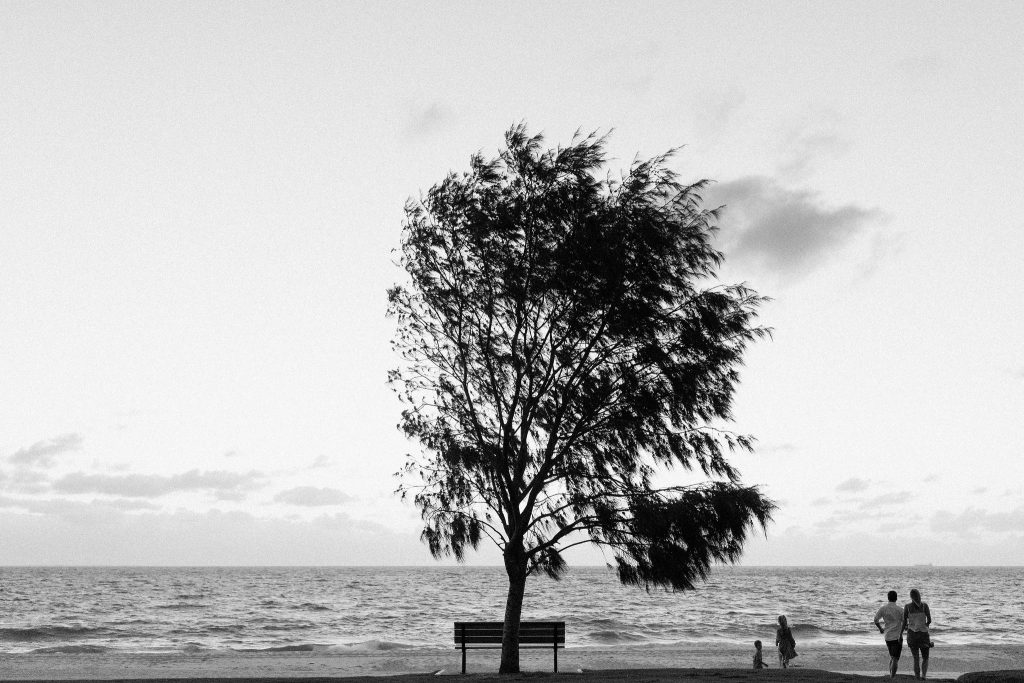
top-left (907, 630), bottom-right (931, 655)
top-left (886, 638), bottom-right (903, 657)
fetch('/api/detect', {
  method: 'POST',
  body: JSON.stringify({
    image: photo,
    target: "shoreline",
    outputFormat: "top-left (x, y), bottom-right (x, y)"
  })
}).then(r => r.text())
top-left (0, 644), bottom-right (1021, 681)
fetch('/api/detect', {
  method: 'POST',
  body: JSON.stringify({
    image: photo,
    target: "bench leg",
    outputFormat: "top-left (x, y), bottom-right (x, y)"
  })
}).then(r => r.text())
top-left (461, 644), bottom-right (466, 674)
top-left (553, 623), bottom-right (559, 673)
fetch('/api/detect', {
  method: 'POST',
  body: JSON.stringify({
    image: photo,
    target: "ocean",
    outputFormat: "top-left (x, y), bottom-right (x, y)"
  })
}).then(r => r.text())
top-left (0, 566), bottom-right (1021, 655)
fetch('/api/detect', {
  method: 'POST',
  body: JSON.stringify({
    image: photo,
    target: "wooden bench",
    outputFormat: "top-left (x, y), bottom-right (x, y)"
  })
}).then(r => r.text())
top-left (453, 621), bottom-right (565, 673)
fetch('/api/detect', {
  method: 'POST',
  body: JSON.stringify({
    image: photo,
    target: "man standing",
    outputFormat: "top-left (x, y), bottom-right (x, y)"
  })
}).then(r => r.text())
top-left (873, 590), bottom-right (904, 678)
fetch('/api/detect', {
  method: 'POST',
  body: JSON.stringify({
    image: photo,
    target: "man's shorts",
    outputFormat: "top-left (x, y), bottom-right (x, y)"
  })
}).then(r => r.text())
top-left (886, 638), bottom-right (903, 658)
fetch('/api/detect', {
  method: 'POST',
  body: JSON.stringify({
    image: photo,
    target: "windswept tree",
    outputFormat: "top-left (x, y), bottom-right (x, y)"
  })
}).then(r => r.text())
top-left (388, 125), bottom-right (775, 673)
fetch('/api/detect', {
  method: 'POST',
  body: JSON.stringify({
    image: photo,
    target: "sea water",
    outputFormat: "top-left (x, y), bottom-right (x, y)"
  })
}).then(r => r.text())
top-left (0, 566), bottom-right (1021, 654)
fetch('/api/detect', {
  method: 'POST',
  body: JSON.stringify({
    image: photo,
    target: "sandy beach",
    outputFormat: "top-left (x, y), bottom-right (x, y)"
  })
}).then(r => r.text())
top-left (1, 644), bottom-right (1021, 681)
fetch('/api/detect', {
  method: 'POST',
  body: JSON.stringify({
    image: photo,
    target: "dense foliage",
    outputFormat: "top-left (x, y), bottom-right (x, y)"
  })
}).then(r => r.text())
top-left (388, 125), bottom-right (775, 671)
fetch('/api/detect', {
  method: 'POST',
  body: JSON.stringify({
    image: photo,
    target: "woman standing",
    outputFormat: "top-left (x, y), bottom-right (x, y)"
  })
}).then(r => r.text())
top-left (903, 588), bottom-right (933, 679)
top-left (775, 615), bottom-right (798, 668)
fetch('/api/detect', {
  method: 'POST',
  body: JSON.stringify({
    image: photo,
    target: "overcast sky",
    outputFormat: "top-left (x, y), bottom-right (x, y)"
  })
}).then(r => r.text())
top-left (2, 1), bottom-right (1022, 566)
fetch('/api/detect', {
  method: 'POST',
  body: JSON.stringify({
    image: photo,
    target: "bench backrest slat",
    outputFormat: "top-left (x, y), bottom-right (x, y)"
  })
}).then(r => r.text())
top-left (453, 621), bottom-right (565, 644)
top-left (456, 635), bottom-right (562, 644)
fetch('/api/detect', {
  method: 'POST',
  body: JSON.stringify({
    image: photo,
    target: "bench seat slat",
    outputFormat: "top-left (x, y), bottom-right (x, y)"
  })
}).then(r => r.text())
top-left (457, 644), bottom-right (564, 649)
top-left (453, 630), bottom-right (565, 636)
top-left (453, 629), bottom-right (565, 636)
top-left (454, 622), bottom-right (562, 629)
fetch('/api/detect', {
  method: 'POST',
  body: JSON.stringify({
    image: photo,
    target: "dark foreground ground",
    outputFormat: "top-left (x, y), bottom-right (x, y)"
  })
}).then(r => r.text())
top-left (10, 668), bottom-right (1024, 683)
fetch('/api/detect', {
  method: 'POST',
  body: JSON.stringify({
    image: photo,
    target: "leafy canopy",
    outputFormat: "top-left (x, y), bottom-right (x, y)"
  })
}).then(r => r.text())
top-left (389, 124), bottom-right (774, 589)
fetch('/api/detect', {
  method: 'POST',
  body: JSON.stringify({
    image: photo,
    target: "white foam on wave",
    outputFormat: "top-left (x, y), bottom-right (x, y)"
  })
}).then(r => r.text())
top-left (336, 640), bottom-right (423, 652)
top-left (31, 644), bottom-right (111, 654)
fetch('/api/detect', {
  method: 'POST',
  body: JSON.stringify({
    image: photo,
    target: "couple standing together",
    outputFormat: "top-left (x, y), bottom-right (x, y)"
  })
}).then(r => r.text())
top-left (873, 588), bottom-right (933, 680)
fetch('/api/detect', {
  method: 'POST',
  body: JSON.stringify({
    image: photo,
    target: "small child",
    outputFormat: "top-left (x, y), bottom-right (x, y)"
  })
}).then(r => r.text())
top-left (753, 640), bottom-right (769, 669)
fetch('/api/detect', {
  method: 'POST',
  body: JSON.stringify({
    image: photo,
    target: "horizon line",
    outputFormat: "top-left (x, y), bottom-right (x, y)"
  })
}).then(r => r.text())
top-left (0, 563), bottom-right (1019, 569)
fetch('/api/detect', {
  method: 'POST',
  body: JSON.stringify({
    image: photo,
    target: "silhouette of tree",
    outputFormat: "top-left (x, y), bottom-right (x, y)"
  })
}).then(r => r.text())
top-left (388, 124), bottom-right (775, 673)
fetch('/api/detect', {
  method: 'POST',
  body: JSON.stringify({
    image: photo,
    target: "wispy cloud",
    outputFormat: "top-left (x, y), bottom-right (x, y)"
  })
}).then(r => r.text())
top-left (0, 495), bottom-right (160, 516)
top-left (103, 498), bottom-right (161, 511)
top-left (777, 131), bottom-right (850, 178)
top-left (273, 486), bottom-right (351, 507)
top-left (693, 87), bottom-right (746, 139)
top-left (309, 455), bottom-right (333, 469)
top-left (930, 507), bottom-right (1024, 537)
top-left (0, 507), bottom-right (426, 565)
top-left (406, 103), bottom-right (454, 138)
top-left (3, 468), bottom-right (50, 494)
top-left (215, 490), bottom-right (249, 502)
top-left (836, 477), bottom-right (870, 493)
top-left (814, 507), bottom-right (888, 530)
top-left (707, 176), bottom-right (883, 277)
top-left (857, 491), bottom-right (912, 509)
top-left (52, 469), bottom-right (264, 498)
top-left (9, 433), bottom-right (83, 467)
top-left (592, 39), bottom-right (661, 100)
top-left (758, 442), bottom-right (798, 454)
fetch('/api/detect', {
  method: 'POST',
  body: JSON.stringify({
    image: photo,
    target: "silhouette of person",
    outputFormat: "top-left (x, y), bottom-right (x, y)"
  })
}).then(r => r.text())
top-left (753, 640), bottom-right (769, 669)
top-left (902, 588), bottom-right (933, 679)
top-left (874, 590), bottom-right (903, 678)
top-left (775, 615), bottom-right (797, 668)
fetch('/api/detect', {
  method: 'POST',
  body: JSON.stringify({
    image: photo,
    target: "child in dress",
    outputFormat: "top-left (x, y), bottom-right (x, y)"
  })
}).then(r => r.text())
top-left (753, 640), bottom-right (769, 669)
top-left (775, 615), bottom-right (798, 668)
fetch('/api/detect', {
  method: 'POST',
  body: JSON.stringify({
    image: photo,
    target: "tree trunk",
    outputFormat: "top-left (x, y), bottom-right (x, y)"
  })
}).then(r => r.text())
top-left (499, 546), bottom-right (528, 673)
